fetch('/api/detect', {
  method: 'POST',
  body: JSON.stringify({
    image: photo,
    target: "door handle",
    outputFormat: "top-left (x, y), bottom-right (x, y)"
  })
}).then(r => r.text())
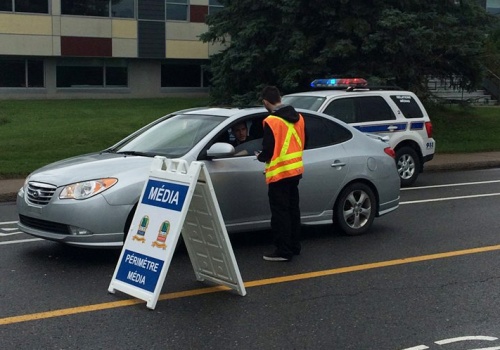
top-left (387, 125), bottom-right (398, 131)
top-left (331, 161), bottom-right (346, 168)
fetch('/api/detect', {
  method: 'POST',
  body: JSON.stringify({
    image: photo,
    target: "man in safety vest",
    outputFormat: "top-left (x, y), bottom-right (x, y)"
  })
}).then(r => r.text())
top-left (257, 86), bottom-right (305, 262)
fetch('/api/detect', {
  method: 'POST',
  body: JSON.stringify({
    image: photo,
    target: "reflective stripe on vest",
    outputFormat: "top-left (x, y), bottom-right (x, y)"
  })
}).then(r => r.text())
top-left (264, 114), bottom-right (305, 184)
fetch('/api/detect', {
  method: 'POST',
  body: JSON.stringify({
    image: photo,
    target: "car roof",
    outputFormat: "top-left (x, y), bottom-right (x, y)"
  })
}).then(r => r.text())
top-left (182, 106), bottom-right (266, 118)
top-left (284, 89), bottom-right (415, 97)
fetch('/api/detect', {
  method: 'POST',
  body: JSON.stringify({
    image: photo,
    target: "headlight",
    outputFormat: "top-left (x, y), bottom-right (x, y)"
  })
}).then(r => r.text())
top-left (59, 178), bottom-right (118, 200)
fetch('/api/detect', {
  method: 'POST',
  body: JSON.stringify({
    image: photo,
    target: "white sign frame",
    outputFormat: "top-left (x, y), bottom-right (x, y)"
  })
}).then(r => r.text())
top-left (108, 157), bottom-right (246, 309)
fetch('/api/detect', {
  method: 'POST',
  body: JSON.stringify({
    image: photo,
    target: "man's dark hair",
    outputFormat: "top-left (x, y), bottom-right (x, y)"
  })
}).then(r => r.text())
top-left (261, 86), bottom-right (281, 104)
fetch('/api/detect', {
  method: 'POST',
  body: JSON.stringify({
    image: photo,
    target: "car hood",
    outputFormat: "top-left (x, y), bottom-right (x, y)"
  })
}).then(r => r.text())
top-left (28, 152), bottom-right (154, 186)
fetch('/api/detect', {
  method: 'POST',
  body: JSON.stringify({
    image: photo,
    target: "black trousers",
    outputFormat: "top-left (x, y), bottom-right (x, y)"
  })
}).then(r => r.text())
top-left (268, 176), bottom-right (301, 258)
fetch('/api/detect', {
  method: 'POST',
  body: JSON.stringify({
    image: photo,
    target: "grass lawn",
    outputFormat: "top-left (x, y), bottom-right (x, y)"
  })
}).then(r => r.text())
top-left (0, 98), bottom-right (498, 178)
top-left (0, 97), bottom-right (209, 178)
top-left (429, 105), bottom-right (500, 153)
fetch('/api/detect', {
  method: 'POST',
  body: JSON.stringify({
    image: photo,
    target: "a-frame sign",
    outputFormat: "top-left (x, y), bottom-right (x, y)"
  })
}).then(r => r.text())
top-left (108, 157), bottom-right (246, 309)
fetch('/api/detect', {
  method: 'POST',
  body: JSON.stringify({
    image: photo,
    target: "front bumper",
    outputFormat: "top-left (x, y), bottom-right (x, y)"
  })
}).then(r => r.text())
top-left (17, 187), bottom-right (130, 248)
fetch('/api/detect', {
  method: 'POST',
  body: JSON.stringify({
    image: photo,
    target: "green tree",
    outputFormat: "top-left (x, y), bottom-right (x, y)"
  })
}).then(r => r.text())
top-left (201, 0), bottom-right (498, 105)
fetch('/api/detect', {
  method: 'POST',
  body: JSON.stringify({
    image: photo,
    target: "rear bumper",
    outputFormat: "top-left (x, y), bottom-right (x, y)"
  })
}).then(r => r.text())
top-left (423, 153), bottom-right (434, 163)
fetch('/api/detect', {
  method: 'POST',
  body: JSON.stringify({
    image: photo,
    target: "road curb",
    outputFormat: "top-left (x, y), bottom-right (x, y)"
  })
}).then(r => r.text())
top-left (425, 161), bottom-right (500, 172)
top-left (0, 193), bottom-right (17, 203)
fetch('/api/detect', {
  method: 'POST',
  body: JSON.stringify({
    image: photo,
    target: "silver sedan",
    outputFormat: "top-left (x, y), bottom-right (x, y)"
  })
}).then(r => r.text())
top-left (17, 107), bottom-right (400, 248)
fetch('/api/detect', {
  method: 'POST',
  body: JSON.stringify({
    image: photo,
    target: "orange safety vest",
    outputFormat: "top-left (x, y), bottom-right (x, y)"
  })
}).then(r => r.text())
top-left (263, 114), bottom-right (305, 184)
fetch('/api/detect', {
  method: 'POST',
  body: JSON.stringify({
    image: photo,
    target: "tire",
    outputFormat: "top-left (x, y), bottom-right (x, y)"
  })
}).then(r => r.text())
top-left (123, 203), bottom-right (138, 243)
top-left (333, 183), bottom-right (376, 236)
top-left (395, 146), bottom-right (421, 187)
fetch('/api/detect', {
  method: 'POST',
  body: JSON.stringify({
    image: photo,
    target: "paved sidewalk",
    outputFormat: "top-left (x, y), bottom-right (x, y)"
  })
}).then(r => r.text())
top-left (2, 151), bottom-right (500, 203)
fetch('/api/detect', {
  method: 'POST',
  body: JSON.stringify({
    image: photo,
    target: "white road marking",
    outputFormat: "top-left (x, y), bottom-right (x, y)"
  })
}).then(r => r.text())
top-left (0, 221), bottom-right (20, 236)
top-left (401, 192), bottom-right (500, 205)
top-left (0, 232), bottom-right (22, 236)
top-left (401, 335), bottom-right (499, 349)
top-left (402, 179), bottom-right (500, 191)
top-left (434, 336), bottom-right (498, 344)
top-left (0, 238), bottom-right (42, 245)
top-left (0, 220), bottom-right (18, 225)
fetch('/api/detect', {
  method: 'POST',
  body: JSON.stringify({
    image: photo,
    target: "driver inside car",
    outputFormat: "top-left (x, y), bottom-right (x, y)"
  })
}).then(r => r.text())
top-left (231, 121), bottom-right (253, 147)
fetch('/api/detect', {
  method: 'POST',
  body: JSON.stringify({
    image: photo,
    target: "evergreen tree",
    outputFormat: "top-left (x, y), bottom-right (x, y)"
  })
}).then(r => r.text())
top-left (201, 0), bottom-right (498, 105)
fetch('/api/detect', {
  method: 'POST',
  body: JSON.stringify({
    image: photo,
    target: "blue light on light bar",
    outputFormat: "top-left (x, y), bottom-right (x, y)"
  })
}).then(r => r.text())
top-left (310, 77), bottom-right (368, 89)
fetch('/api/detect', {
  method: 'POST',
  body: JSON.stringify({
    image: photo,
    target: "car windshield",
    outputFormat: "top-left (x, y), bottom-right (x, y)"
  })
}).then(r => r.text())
top-left (281, 96), bottom-right (326, 111)
top-left (114, 114), bottom-right (226, 157)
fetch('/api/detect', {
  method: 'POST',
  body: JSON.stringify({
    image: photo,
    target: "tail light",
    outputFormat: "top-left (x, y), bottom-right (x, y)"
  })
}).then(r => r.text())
top-left (384, 147), bottom-right (396, 158)
top-left (425, 121), bottom-right (433, 138)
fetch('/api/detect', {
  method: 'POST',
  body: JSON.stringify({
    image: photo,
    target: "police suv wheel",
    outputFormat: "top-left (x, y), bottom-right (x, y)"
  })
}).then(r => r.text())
top-left (396, 146), bottom-right (420, 187)
top-left (333, 183), bottom-right (376, 236)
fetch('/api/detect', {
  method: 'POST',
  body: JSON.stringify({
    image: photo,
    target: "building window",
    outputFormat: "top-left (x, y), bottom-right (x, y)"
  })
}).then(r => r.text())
top-left (0, 59), bottom-right (44, 87)
top-left (0, 0), bottom-right (13, 11)
top-left (61, 0), bottom-right (135, 18)
top-left (111, 0), bottom-right (134, 18)
top-left (208, 0), bottom-right (223, 15)
top-left (486, 0), bottom-right (500, 14)
top-left (15, 0), bottom-right (49, 13)
top-left (161, 63), bottom-right (204, 87)
top-left (106, 66), bottom-right (128, 86)
top-left (56, 60), bottom-right (128, 88)
top-left (138, 0), bottom-right (164, 20)
top-left (166, 0), bottom-right (188, 21)
top-left (0, 0), bottom-right (49, 13)
top-left (61, 0), bottom-right (109, 16)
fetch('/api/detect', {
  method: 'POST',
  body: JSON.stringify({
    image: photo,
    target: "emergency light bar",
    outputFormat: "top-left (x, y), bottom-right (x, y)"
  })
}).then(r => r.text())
top-left (310, 78), bottom-right (368, 89)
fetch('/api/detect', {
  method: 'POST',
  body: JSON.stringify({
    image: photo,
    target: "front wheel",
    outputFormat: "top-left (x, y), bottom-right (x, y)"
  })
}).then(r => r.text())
top-left (396, 146), bottom-right (420, 187)
top-left (333, 183), bottom-right (376, 236)
top-left (123, 203), bottom-right (138, 243)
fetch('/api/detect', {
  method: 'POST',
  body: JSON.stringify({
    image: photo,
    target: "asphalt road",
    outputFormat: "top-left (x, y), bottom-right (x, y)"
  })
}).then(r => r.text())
top-left (2, 168), bottom-right (500, 349)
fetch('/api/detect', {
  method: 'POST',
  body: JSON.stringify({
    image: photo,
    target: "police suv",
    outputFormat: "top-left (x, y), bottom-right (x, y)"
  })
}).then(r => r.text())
top-left (282, 78), bottom-right (436, 187)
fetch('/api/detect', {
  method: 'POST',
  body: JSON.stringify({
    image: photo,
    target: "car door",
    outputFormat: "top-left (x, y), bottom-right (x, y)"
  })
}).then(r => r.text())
top-left (201, 115), bottom-right (270, 231)
top-left (299, 113), bottom-right (351, 220)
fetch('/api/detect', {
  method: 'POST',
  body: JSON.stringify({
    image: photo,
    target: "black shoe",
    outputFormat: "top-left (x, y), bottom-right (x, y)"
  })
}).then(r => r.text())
top-left (263, 252), bottom-right (292, 262)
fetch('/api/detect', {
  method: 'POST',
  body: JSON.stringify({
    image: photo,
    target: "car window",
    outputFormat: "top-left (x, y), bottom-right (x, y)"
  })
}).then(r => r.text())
top-left (302, 114), bottom-right (352, 149)
top-left (115, 114), bottom-right (225, 157)
top-left (281, 96), bottom-right (326, 111)
top-left (390, 95), bottom-right (424, 119)
top-left (324, 96), bottom-right (396, 123)
top-left (211, 114), bottom-right (267, 158)
top-left (356, 96), bottom-right (396, 122)
top-left (323, 98), bottom-right (355, 123)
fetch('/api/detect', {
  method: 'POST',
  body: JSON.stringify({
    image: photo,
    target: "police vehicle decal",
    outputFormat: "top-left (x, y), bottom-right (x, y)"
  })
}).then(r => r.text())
top-left (354, 123), bottom-right (407, 133)
top-left (410, 122), bottom-right (424, 130)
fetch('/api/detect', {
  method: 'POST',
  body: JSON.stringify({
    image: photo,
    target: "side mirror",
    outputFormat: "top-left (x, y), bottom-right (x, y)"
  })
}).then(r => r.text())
top-left (206, 142), bottom-right (235, 158)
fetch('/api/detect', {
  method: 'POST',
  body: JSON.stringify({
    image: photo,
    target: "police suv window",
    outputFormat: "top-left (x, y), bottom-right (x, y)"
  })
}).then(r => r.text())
top-left (282, 96), bottom-right (325, 111)
top-left (355, 96), bottom-right (396, 122)
top-left (302, 114), bottom-right (352, 149)
top-left (390, 95), bottom-right (424, 119)
top-left (323, 98), bottom-right (355, 123)
top-left (323, 96), bottom-right (395, 123)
